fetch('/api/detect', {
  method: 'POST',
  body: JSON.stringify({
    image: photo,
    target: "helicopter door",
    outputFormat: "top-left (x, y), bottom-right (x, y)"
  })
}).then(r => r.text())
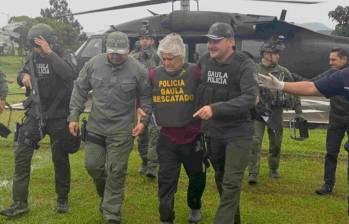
top-left (75, 36), bottom-right (105, 71)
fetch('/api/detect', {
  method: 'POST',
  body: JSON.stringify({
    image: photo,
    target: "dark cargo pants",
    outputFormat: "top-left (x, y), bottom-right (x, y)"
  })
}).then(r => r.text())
top-left (84, 132), bottom-right (133, 222)
top-left (323, 117), bottom-right (349, 188)
top-left (156, 134), bottom-right (206, 222)
top-left (207, 136), bottom-right (252, 224)
top-left (13, 115), bottom-right (71, 204)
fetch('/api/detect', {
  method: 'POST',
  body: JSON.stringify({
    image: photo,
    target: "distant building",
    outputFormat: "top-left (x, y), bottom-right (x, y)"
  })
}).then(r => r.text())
top-left (0, 22), bottom-right (24, 55)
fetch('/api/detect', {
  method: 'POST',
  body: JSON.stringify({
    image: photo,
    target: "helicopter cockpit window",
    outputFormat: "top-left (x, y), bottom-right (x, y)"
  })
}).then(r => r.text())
top-left (80, 38), bottom-right (103, 58)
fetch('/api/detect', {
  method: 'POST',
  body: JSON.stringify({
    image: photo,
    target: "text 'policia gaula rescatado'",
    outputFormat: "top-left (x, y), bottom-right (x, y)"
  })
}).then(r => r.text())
top-left (153, 79), bottom-right (194, 103)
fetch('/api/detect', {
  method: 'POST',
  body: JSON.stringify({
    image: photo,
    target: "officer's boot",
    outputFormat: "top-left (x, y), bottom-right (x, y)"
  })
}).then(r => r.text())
top-left (269, 169), bottom-right (280, 178)
top-left (315, 184), bottom-right (333, 195)
top-left (146, 162), bottom-right (157, 178)
top-left (56, 199), bottom-right (68, 213)
top-left (188, 209), bottom-right (201, 223)
top-left (0, 201), bottom-right (29, 217)
top-left (248, 173), bottom-right (258, 184)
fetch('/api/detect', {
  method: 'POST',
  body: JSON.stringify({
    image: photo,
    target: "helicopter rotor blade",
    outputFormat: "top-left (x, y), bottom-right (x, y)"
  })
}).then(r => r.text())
top-left (247, 0), bottom-right (323, 4)
top-left (68, 0), bottom-right (176, 16)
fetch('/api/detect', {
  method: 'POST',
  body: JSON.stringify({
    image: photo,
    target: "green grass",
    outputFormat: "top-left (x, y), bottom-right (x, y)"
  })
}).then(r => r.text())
top-left (1, 56), bottom-right (348, 223)
top-left (0, 133), bottom-right (348, 224)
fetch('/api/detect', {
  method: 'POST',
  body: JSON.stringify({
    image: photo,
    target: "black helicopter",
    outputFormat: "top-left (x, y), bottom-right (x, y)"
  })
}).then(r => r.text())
top-left (71, 0), bottom-right (348, 79)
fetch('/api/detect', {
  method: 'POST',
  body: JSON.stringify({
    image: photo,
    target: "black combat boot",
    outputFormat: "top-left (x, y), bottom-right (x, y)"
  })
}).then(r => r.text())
top-left (56, 199), bottom-right (69, 213)
top-left (248, 173), bottom-right (258, 184)
top-left (0, 201), bottom-right (29, 217)
top-left (188, 209), bottom-right (201, 223)
top-left (269, 169), bottom-right (280, 178)
top-left (315, 184), bottom-right (332, 195)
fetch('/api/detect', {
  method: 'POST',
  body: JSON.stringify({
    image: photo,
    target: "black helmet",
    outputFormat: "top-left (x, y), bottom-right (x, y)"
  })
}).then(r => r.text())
top-left (260, 36), bottom-right (285, 54)
top-left (27, 23), bottom-right (57, 47)
top-left (138, 20), bottom-right (154, 38)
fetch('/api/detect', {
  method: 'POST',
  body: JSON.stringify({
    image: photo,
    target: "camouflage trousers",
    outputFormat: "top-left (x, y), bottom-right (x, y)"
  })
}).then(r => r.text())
top-left (248, 109), bottom-right (283, 175)
top-left (137, 122), bottom-right (160, 174)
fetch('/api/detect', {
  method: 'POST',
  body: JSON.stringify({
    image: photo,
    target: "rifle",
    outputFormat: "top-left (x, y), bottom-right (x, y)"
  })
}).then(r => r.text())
top-left (28, 53), bottom-right (45, 138)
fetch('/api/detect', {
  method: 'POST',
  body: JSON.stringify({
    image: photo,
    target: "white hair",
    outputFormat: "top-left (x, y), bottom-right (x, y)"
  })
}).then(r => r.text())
top-left (157, 33), bottom-right (186, 58)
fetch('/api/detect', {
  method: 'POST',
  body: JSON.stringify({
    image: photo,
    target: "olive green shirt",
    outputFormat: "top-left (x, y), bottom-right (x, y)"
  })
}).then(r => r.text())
top-left (69, 54), bottom-right (152, 136)
top-left (257, 62), bottom-right (302, 114)
top-left (130, 46), bottom-right (160, 69)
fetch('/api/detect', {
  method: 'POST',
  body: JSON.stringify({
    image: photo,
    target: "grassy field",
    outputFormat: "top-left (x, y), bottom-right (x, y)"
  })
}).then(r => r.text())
top-left (0, 56), bottom-right (349, 223)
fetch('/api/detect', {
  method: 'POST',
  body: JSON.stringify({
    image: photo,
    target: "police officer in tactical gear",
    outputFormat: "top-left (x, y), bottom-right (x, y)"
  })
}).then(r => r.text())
top-left (130, 21), bottom-right (161, 178)
top-left (194, 22), bottom-right (258, 224)
top-left (312, 48), bottom-right (349, 195)
top-left (0, 70), bottom-right (8, 113)
top-left (69, 31), bottom-right (152, 224)
top-left (0, 23), bottom-right (77, 217)
top-left (247, 38), bottom-right (303, 184)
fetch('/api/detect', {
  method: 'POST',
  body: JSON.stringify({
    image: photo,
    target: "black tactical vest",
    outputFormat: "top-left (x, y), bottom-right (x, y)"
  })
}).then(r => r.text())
top-left (151, 63), bottom-right (199, 127)
top-left (29, 52), bottom-right (75, 118)
top-left (196, 52), bottom-right (250, 120)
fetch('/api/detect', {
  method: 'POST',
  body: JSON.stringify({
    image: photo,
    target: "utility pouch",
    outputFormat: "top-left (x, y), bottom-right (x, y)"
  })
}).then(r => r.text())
top-left (0, 122), bottom-right (10, 138)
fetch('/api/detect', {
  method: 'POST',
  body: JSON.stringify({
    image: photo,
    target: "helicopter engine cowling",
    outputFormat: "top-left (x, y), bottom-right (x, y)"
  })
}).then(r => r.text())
top-left (161, 11), bottom-right (232, 32)
top-left (161, 11), bottom-right (267, 38)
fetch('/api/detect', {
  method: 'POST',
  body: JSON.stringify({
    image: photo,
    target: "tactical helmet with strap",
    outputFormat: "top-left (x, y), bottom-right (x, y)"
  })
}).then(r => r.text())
top-left (260, 35), bottom-right (285, 55)
top-left (27, 23), bottom-right (57, 47)
top-left (138, 20), bottom-right (155, 38)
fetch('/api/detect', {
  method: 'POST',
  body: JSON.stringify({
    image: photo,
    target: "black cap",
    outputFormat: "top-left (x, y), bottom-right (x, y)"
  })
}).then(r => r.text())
top-left (206, 22), bottom-right (234, 40)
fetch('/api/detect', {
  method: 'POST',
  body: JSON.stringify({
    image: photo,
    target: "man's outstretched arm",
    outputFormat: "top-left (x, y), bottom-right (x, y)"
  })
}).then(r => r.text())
top-left (258, 73), bottom-right (323, 96)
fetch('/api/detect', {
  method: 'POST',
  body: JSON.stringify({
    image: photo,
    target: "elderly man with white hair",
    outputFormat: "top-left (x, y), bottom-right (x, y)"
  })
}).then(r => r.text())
top-left (148, 33), bottom-right (206, 224)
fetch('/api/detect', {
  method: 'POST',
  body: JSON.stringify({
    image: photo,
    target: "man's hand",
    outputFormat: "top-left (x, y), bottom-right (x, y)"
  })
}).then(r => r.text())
top-left (258, 73), bottom-right (285, 90)
top-left (69, 121), bottom-right (80, 136)
top-left (137, 108), bottom-right (146, 124)
top-left (193, 105), bottom-right (213, 120)
top-left (0, 100), bottom-right (5, 113)
top-left (34, 36), bottom-right (53, 55)
top-left (132, 123), bottom-right (145, 137)
top-left (22, 73), bottom-right (32, 89)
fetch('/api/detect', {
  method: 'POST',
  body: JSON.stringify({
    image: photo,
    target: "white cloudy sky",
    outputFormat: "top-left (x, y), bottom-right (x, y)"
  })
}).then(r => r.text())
top-left (0, 0), bottom-right (348, 32)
